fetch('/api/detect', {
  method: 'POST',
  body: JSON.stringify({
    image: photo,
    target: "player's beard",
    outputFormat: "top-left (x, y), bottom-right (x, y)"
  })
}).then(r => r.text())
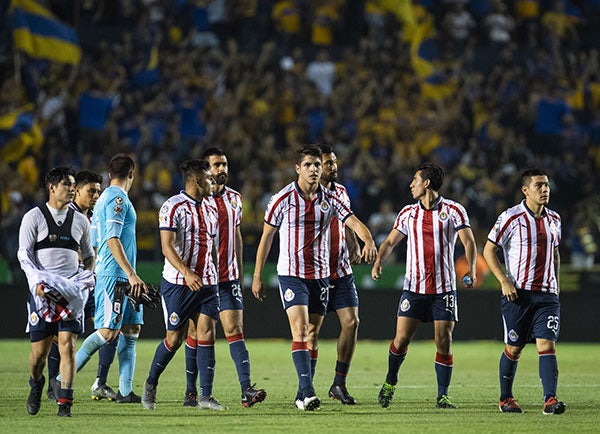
top-left (216, 172), bottom-right (228, 185)
top-left (322, 171), bottom-right (337, 184)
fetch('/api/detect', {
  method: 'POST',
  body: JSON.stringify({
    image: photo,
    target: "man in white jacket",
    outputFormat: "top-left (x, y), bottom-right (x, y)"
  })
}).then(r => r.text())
top-left (18, 167), bottom-right (95, 417)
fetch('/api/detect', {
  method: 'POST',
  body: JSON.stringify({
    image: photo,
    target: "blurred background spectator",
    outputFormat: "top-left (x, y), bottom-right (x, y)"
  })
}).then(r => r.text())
top-left (1, 0), bottom-right (599, 274)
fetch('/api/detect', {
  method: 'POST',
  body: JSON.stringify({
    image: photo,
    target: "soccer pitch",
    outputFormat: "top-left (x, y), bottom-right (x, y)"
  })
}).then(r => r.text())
top-left (1, 340), bottom-right (598, 433)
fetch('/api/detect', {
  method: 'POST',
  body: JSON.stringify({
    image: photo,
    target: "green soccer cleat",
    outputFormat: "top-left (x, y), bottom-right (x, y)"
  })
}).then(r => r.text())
top-left (436, 395), bottom-right (457, 409)
top-left (378, 382), bottom-right (395, 408)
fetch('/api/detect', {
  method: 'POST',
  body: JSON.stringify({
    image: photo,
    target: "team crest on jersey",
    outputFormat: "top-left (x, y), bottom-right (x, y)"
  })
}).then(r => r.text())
top-left (439, 211), bottom-right (448, 221)
top-left (400, 298), bottom-right (410, 312)
top-left (169, 312), bottom-right (180, 326)
top-left (230, 198), bottom-right (238, 209)
top-left (49, 234), bottom-right (57, 242)
top-left (115, 196), bottom-right (124, 205)
top-left (284, 288), bottom-right (295, 302)
top-left (320, 200), bottom-right (330, 211)
top-left (29, 311), bottom-right (39, 326)
top-left (508, 329), bottom-right (519, 342)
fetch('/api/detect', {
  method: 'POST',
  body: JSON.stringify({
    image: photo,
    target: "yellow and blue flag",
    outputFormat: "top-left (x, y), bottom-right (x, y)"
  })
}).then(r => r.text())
top-left (0, 104), bottom-right (44, 163)
top-left (11, 0), bottom-right (81, 65)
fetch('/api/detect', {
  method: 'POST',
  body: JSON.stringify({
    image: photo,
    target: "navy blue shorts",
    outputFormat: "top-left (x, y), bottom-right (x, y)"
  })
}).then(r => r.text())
top-left (327, 274), bottom-right (359, 312)
top-left (396, 290), bottom-right (458, 323)
top-left (501, 289), bottom-right (560, 346)
top-left (26, 296), bottom-right (83, 342)
top-left (84, 289), bottom-right (95, 320)
top-left (160, 279), bottom-right (219, 330)
top-left (218, 280), bottom-right (243, 311)
top-left (278, 276), bottom-right (329, 315)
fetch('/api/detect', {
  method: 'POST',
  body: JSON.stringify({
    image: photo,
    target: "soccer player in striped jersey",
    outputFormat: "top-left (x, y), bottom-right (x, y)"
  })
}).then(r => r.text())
top-left (142, 159), bottom-right (226, 411)
top-left (182, 148), bottom-right (266, 408)
top-left (315, 144), bottom-right (374, 405)
top-left (252, 145), bottom-right (377, 411)
top-left (372, 163), bottom-right (477, 410)
top-left (483, 168), bottom-right (566, 415)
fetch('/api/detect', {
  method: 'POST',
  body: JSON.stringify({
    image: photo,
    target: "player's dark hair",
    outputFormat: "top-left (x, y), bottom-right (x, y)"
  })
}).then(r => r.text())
top-left (45, 167), bottom-right (75, 192)
top-left (318, 144), bottom-right (334, 155)
top-left (108, 154), bottom-right (135, 179)
top-left (200, 147), bottom-right (226, 160)
top-left (417, 162), bottom-right (444, 191)
top-left (75, 170), bottom-right (102, 187)
top-left (521, 168), bottom-right (548, 186)
top-left (296, 144), bottom-right (322, 165)
top-left (180, 159), bottom-right (210, 181)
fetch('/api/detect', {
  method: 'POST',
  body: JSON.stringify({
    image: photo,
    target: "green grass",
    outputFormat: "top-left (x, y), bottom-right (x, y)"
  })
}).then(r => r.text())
top-left (0, 340), bottom-right (598, 433)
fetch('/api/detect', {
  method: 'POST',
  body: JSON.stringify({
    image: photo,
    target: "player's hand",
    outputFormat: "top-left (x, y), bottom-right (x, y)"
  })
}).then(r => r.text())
top-left (252, 277), bottom-right (266, 301)
top-left (371, 263), bottom-right (383, 281)
top-left (36, 283), bottom-right (46, 297)
top-left (128, 273), bottom-right (146, 298)
top-left (184, 270), bottom-right (202, 291)
top-left (361, 242), bottom-right (377, 264)
top-left (349, 248), bottom-right (362, 265)
top-left (500, 280), bottom-right (518, 302)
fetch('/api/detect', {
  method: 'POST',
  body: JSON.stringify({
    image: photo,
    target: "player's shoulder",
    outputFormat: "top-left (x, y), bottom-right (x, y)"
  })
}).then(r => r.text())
top-left (545, 207), bottom-right (561, 221)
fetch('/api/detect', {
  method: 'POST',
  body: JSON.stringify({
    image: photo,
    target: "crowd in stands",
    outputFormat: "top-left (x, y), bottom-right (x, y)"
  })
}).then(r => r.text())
top-left (1, 0), bottom-right (600, 284)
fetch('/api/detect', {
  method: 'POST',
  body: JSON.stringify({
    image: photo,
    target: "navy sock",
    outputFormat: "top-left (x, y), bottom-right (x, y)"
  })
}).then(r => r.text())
top-left (197, 340), bottom-right (215, 397)
top-left (97, 338), bottom-right (118, 385)
top-left (309, 348), bottom-right (318, 380)
top-left (47, 339), bottom-right (60, 379)
top-left (539, 350), bottom-right (558, 402)
top-left (292, 341), bottom-right (313, 398)
top-left (385, 342), bottom-right (407, 385)
top-left (147, 339), bottom-right (177, 386)
top-left (227, 334), bottom-right (251, 392)
top-left (334, 361), bottom-right (350, 385)
top-left (184, 336), bottom-right (198, 393)
top-left (499, 349), bottom-right (519, 401)
top-left (435, 352), bottom-right (453, 397)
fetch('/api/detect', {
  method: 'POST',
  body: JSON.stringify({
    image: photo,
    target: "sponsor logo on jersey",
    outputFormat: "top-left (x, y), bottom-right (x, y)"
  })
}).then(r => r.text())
top-left (114, 206), bottom-right (122, 214)
top-left (49, 234), bottom-right (58, 242)
top-left (169, 312), bottom-right (180, 326)
top-left (284, 288), bottom-right (295, 302)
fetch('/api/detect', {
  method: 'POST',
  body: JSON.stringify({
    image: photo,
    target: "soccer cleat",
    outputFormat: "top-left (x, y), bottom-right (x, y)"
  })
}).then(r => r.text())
top-left (302, 395), bottom-right (321, 411)
top-left (378, 382), bottom-right (395, 408)
top-left (115, 391), bottom-right (142, 404)
top-left (499, 397), bottom-right (523, 413)
top-left (27, 376), bottom-right (45, 415)
top-left (542, 397), bottom-right (566, 415)
top-left (328, 383), bottom-right (356, 405)
top-left (436, 395), bottom-right (457, 409)
top-left (241, 384), bottom-right (267, 408)
top-left (183, 391), bottom-right (198, 407)
top-left (141, 381), bottom-right (157, 410)
top-left (57, 402), bottom-right (72, 417)
top-left (295, 398), bottom-right (305, 410)
top-left (197, 395), bottom-right (227, 411)
top-left (49, 376), bottom-right (61, 401)
top-left (91, 383), bottom-right (117, 401)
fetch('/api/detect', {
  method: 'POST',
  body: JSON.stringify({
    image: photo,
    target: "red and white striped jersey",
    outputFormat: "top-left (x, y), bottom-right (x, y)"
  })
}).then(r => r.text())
top-left (158, 192), bottom-right (218, 286)
top-left (213, 186), bottom-right (242, 282)
top-left (265, 181), bottom-right (353, 279)
top-left (327, 182), bottom-right (353, 279)
top-left (487, 200), bottom-right (561, 294)
top-left (394, 196), bottom-right (470, 294)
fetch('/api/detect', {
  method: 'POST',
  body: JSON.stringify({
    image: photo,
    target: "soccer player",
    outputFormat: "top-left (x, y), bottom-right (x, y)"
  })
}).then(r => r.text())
top-left (314, 144), bottom-right (374, 405)
top-left (483, 168), bottom-right (566, 415)
top-left (18, 167), bottom-right (95, 417)
top-left (252, 145), bottom-right (377, 411)
top-left (66, 154), bottom-right (146, 403)
top-left (371, 163), bottom-right (477, 410)
top-left (183, 148), bottom-right (266, 408)
top-left (142, 160), bottom-right (226, 411)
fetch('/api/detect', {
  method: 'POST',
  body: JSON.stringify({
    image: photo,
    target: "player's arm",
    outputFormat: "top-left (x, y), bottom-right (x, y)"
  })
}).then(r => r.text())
top-left (371, 229), bottom-right (405, 280)
top-left (252, 223), bottom-right (278, 301)
top-left (482, 240), bottom-right (518, 301)
top-left (344, 215), bottom-right (377, 264)
top-left (107, 237), bottom-right (146, 297)
top-left (235, 225), bottom-right (244, 289)
top-left (160, 229), bottom-right (203, 291)
top-left (345, 225), bottom-right (362, 265)
top-left (457, 227), bottom-right (477, 288)
top-left (554, 246), bottom-right (560, 294)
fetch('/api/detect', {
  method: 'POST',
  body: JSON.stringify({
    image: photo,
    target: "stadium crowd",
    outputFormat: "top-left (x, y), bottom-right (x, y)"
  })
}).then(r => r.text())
top-left (1, 0), bottom-right (600, 284)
